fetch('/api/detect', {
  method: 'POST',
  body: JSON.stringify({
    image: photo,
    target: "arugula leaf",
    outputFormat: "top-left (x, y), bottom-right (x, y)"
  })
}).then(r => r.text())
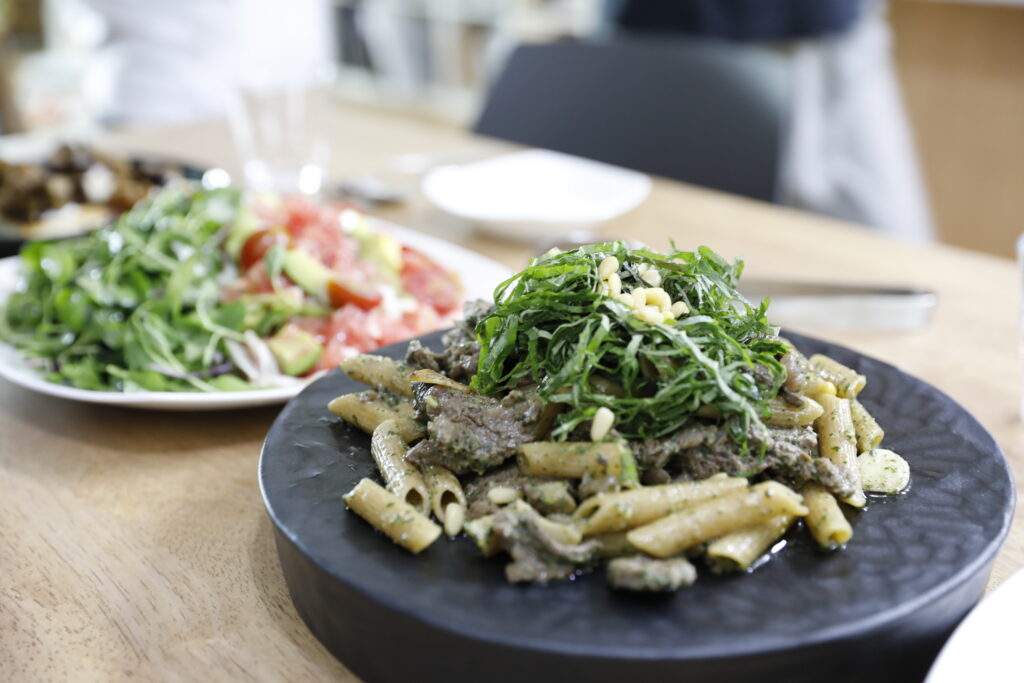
top-left (0, 186), bottom-right (252, 392)
top-left (472, 242), bottom-right (788, 448)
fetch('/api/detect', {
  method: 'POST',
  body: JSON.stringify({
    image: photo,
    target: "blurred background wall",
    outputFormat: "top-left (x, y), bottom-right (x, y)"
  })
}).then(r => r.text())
top-left (0, 0), bottom-right (1021, 257)
top-left (888, 0), bottom-right (1024, 257)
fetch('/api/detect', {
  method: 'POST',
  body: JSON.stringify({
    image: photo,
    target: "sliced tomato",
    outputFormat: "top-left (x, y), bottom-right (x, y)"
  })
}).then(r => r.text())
top-left (327, 277), bottom-right (382, 311)
top-left (239, 229), bottom-right (289, 270)
top-left (400, 246), bottom-right (462, 315)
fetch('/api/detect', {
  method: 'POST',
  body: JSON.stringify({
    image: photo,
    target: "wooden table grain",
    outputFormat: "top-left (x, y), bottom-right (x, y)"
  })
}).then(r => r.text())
top-left (2, 103), bottom-right (1021, 681)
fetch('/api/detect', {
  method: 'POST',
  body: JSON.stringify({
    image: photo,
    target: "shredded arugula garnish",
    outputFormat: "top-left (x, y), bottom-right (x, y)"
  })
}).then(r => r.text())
top-left (472, 242), bottom-right (789, 449)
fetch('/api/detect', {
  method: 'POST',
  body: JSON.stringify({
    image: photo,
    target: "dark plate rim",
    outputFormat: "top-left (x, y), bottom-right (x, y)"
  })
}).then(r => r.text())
top-left (259, 330), bottom-right (1016, 662)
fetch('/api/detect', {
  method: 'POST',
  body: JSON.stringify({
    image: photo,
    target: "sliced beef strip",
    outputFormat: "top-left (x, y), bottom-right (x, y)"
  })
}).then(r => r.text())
top-left (664, 423), bottom-right (858, 500)
top-left (406, 385), bottom-right (546, 475)
top-left (606, 555), bottom-right (697, 592)
top-left (638, 425), bottom-right (716, 471)
top-left (491, 503), bottom-right (598, 583)
top-left (404, 299), bottom-right (489, 381)
top-left (640, 421), bottom-right (856, 499)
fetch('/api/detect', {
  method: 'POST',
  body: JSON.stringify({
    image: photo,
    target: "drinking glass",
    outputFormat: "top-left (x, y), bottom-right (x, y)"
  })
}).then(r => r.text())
top-left (228, 69), bottom-right (333, 195)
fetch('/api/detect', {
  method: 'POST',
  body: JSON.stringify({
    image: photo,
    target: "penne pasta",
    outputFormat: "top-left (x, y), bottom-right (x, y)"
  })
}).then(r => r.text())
top-left (328, 391), bottom-right (425, 443)
top-left (810, 355), bottom-right (866, 399)
top-left (626, 482), bottom-right (808, 558)
top-left (410, 368), bottom-right (473, 393)
top-left (850, 398), bottom-right (884, 453)
top-left (780, 345), bottom-right (836, 396)
top-left (342, 478), bottom-right (441, 554)
top-left (340, 354), bottom-right (414, 397)
top-left (573, 473), bottom-right (748, 535)
top-left (801, 483), bottom-right (853, 549)
top-left (509, 500), bottom-right (583, 545)
top-left (813, 394), bottom-right (867, 508)
top-left (591, 531), bottom-right (636, 559)
top-left (370, 420), bottom-right (430, 514)
top-left (419, 462), bottom-right (468, 523)
top-left (706, 514), bottom-right (796, 572)
top-left (517, 441), bottom-right (638, 485)
top-left (766, 394), bottom-right (825, 427)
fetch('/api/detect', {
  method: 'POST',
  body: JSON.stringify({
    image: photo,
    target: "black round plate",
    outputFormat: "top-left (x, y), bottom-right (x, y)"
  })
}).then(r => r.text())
top-left (259, 331), bottom-right (1015, 683)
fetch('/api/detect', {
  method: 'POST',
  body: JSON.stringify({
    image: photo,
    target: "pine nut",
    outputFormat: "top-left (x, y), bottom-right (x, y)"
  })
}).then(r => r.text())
top-left (631, 288), bottom-right (647, 309)
top-left (606, 272), bottom-right (622, 297)
top-left (615, 292), bottom-right (634, 306)
top-left (671, 301), bottom-right (689, 317)
top-left (444, 502), bottom-right (465, 537)
top-left (638, 306), bottom-right (665, 324)
top-left (598, 256), bottom-right (619, 279)
top-left (591, 406), bottom-right (615, 441)
top-left (645, 287), bottom-right (671, 310)
top-left (487, 487), bottom-right (521, 505)
top-left (640, 268), bottom-right (662, 286)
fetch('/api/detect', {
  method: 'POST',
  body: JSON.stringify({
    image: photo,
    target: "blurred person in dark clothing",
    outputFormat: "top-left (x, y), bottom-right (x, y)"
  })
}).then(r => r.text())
top-left (608, 0), bottom-right (934, 242)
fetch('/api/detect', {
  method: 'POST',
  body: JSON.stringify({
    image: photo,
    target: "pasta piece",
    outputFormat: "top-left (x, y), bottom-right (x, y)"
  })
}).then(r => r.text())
top-left (528, 480), bottom-right (577, 515)
top-left (626, 482), bottom-right (808, 558)
top-left (370, 420), bottom-right (430, 514)
top-left (850, 398), bottom-right (885, 452)
top-left (706, 514), bottom-right (796, 572)
top-left (810, 354), bottom-right (866, 399)
top-left (573, 473), bottom-right (748, 535)
top-left (508, 500), bottom-right (582, 545)
top-left (813, 394), bottom-right (867, 508)
top-left (591, 531), bottom-right (636, 559)
top-left (339, 354), bottom-right (414, 397)
top-left (342, 478), bottom-right (441, 554)
top-left (801, 483), bottom-right (853, 549)
top-left (517, 441), bottom-right (638, 485)
top-left (328, 391), bottom-right (425, 443)
top-left (780, 344), bottom-right (836, 396)
top-left (858, 449), bottom-right (910, 494)
top-left (464, 515), bottom-right (500, 555)
top-left (463, 502), bottom-right (582, 557)
top-left (419, 463), bottom-right (468, 523)
top-left (766, 394), bottom-right (825, 427)
top-left (410, 368), bottom-right (473, 393)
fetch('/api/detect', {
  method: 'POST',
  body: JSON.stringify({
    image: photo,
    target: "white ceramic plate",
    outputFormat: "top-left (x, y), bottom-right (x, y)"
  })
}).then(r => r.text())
top-left (0, 219), bottom-right (511, 410)
top-left (925, 568), bottom-right (1024, 683)
top-left (421, 149), bottom-right (651, 240)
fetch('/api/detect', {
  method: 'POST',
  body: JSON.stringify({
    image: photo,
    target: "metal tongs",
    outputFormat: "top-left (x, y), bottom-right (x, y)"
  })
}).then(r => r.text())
top-left (739, 280), bottom-right (937, 332)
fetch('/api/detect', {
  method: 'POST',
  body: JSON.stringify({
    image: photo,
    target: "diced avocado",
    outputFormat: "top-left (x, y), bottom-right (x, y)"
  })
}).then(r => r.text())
top-left (358, 232), bottom-right (402, 275)
top-left (282, 249), bottom-right (332, 301)
top-left (224, 207), bottom-right (263, 261)
top-left (267, 323), bottom-right (323, 376)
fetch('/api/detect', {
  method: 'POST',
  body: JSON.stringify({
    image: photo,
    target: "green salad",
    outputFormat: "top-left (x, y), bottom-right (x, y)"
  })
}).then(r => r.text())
top-left (0, 187), bottom-right (317, 392)
top-left (472, 242), bottom-right (788, 447)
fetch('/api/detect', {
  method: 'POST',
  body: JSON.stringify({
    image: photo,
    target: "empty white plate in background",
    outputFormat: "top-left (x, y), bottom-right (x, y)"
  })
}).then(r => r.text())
top-left (422, 149), bottom-right (651, 240)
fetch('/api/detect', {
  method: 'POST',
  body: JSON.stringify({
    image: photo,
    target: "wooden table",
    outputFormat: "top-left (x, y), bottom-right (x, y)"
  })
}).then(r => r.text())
top-left (2, 103), bottom-right (1021, 681)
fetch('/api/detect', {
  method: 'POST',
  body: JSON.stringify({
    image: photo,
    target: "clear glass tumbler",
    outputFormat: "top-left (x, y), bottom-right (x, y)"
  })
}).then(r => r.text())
top-left (228, 71), bottom-right (333, 195)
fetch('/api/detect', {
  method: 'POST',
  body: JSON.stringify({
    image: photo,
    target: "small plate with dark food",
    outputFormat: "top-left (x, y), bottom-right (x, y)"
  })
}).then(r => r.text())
top-left (259, 242), bottom-right (1014, 683)
top-left (0, 142), bottom-right (202, 255)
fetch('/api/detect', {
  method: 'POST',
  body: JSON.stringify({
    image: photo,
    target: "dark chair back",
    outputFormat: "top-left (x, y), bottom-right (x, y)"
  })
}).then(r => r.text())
top-left (474, 39), bottom-right (791, 202)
